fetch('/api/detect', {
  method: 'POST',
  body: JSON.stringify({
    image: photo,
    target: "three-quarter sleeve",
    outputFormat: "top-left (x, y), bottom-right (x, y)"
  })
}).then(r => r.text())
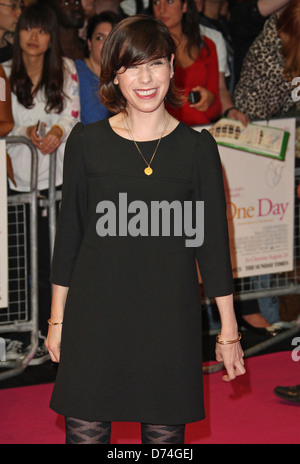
top-left (194, 129), bottom-right (234, 298)
top-left (50, 122), bottom-right (88, 287)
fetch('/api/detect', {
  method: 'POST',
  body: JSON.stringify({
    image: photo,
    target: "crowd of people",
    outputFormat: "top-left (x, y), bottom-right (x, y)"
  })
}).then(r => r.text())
top-left (1, 0), bottom-right (300, 443)
top-left (1, 0), bottom-right (299, 187)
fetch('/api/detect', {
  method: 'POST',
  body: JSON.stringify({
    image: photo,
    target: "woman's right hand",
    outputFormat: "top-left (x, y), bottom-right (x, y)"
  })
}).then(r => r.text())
top-left (26, 123), bottom-right (45, 148)
top-left (46, 325), bottom-right (62, 363)
top-left (189, 86), bottom-right (215, 112)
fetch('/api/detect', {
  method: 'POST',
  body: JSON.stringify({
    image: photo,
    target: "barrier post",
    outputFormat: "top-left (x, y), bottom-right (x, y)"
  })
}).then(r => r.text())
top-left (0, 136), bottom-right (39, 380)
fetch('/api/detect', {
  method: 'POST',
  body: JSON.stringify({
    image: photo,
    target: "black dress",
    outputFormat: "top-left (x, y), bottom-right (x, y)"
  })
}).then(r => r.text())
top-left (49, 119), bottom-right (233, 424)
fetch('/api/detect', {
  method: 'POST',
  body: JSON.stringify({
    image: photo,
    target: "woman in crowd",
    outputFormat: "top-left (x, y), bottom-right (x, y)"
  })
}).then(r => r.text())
top-left (232, 0), bottom-right (300, 331)
top-left (233, 0), bottom-right (300, 121)
top-left (3, 2), bottom-right (80, 193)
top-left (3, 3), bottom-right (80, 339)
top-left (75, 11), bottom-right (120, 125)
top-left (151, 0), bottom-right (222, 126)
top-left (46, 15), bottom-right (245, 445)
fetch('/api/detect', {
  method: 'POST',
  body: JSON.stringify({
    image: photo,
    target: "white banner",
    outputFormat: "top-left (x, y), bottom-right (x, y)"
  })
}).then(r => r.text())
top-left (196, 118), bottom-right (295, 279)
top-left (0, 139), bottom-right (8, 308)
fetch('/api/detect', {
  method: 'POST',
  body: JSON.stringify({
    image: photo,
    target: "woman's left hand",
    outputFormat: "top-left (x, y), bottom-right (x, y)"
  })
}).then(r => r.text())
top-left (215, 340), bottom-right (246, 382)
top-left (189, 86), bottom-right (215, 112)
top-left (39, 126), bottom-right (63, 155)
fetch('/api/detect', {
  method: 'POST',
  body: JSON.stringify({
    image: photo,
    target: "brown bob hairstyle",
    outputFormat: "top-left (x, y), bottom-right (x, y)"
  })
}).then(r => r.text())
top-left (100, 15), bottom-right (184, 113)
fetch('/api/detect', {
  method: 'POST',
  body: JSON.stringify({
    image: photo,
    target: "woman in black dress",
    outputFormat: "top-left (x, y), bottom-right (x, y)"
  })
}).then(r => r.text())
top-left (46, 15), bottom-right (245, 445)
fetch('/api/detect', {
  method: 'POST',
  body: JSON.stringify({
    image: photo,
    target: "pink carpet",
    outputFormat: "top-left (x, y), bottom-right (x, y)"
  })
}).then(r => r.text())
top-left (1, 351), bottom-right (299, 444)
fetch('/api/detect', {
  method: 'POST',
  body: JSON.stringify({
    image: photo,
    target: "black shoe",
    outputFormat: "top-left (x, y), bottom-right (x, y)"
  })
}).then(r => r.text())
top-left (240, 319), bottom-right (290, 337)
top-left (274, 385), bottom-right (300, 403)
top-left (239, 319), bottom-right (277, 336)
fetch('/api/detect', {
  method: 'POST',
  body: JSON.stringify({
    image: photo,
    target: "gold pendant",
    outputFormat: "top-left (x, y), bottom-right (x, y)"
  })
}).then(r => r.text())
top-left (144, 166), bottom-right (153, 176)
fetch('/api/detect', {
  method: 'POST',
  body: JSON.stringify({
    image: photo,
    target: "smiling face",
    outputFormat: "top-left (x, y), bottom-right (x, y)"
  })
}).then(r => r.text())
top-left (100, 15), bottom-right (180, 114)
top-left (88, 21), bottom-right (113, 66)
top-left (114, 56), bottom-right (174, 115)
top-left (19, 26), bottom-right (51, 57)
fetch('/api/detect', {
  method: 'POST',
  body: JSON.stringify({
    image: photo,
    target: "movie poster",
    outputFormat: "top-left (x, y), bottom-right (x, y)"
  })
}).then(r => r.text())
top-left (197, 118), bottom-right (295, 279)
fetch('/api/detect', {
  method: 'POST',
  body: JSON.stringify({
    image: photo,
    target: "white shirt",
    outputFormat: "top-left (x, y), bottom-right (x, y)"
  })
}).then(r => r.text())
top-left (200, 24), bottom-right (230, 77)
top-left (3, 57), bottom-right (80, 192)
top-left (120, 0), bottom-right (149, 15)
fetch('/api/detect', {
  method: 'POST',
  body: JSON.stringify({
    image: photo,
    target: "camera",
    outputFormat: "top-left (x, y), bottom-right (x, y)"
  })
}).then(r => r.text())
top-left (36, 120), bottom-right (46, 138)
top-left (188, 91), bottom-right (201, 104)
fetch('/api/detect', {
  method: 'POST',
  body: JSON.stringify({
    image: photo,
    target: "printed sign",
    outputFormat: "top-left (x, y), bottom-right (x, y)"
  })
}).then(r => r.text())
top-left (209, 118), bottom-right (290, 161)
top-left (196, 118), bottom-right (295, 278)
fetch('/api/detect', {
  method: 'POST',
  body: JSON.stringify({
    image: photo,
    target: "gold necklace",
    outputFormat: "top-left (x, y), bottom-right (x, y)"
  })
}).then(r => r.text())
top-left (123, 114), bottom-right (170, 176)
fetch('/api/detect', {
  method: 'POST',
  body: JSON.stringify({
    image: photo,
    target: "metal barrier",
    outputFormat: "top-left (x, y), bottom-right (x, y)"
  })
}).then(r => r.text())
top-left (0, 135), bottom-right (61, 382)
top-left (37, 146), bottom-right (60, 259)
top-left (0, 136), bottom-right (39, 380)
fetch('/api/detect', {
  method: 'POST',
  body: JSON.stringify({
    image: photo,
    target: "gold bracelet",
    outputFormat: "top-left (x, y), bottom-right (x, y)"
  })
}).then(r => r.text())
top-left (216, 333), bottom-right (242, 345)
top-left (51, 125), bottom-right (63, 138)
top-left (47, 318), bottom-right (63, 326)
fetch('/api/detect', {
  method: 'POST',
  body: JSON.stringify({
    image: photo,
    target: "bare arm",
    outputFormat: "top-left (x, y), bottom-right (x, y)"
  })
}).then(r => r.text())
top-left (215, 294), bottom-right (246, 382)
top-left (45, 284), bottom-right (69, 363)
top-left (219, 72), bottom-right (249, 126)
top-left (258, 0), bottom-right (292, 16)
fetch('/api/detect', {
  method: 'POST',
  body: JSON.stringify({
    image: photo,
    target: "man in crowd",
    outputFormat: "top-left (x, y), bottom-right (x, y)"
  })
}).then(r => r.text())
top-left (0, 0), bottom-right (23, 63)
